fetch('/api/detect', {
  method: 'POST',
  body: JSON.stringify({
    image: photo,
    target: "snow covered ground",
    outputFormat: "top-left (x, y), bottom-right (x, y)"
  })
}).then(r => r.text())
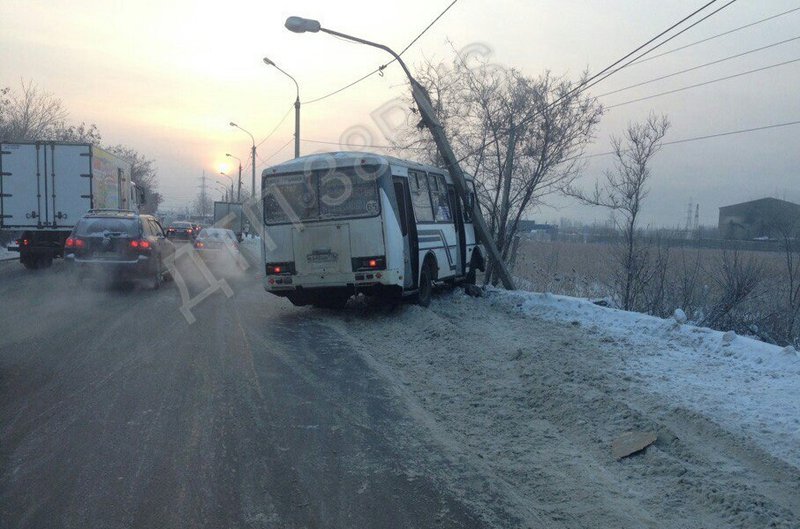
top-left (498, 288), bottom-right (800, 469)
top-left (315, 287), bottom-right (800, 528)
top-left (0, 244), bottom-right (15, 261)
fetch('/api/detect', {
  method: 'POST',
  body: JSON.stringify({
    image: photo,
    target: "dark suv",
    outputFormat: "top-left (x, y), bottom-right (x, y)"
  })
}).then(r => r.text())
top-left (64, 210), bottom-right (175, 288)
top-left (166, 221), bottom-right (196, 241)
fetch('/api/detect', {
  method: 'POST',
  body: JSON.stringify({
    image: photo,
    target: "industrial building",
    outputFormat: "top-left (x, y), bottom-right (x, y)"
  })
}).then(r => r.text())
top-left (718, 197), bottom-right (800, 240)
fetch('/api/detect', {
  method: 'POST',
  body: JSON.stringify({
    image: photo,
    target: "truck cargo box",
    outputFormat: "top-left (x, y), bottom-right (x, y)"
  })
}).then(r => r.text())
top-left (0, 142), bottom-right (133, 231)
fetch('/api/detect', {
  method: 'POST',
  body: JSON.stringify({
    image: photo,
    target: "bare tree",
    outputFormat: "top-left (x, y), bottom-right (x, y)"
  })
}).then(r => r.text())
top-left (107, 145), bottom-right (162, 214)
top-left (0, 80), bottom-right (103, 144)
top-left (568, 113), bottom-right (670, 310)
top-left (765, 206), bottom-right (800, 345)
top-left (701, 250), bottom-right (763, 332)
top-left (0, 80), bottom-right (69, 141)
top-left (55, 122), bottom-right (102, 144)
top-left (191, 191), bottom-right (213, 219)
top-left (396, 54), bottom-right (603, 283)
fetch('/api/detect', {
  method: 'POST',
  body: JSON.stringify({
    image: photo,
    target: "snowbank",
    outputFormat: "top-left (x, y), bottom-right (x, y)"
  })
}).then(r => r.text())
top-left (0, 245), bottom-right (15, 261)
top-left (488, 288), bottom-right (800, 468)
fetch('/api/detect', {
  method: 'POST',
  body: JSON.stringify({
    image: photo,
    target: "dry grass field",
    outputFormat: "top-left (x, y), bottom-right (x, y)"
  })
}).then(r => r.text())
top-left (510, 238), bottom-right (797, 346)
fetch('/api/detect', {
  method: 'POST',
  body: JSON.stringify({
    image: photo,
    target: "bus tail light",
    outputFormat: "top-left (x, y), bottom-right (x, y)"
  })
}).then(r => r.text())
top-left (266, 262), bottom-right (295, 275)
top-left (352, 256), bottom-right (385, 271)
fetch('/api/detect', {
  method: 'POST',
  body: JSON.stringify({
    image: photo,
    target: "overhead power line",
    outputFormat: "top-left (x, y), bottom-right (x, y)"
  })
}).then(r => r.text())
top-left (565, 119), bottom-right (800, 162)
top-left (631, 5), bottom-right (800, 66)
top-left (306, 119), bottom-right (800, 158)
top-left (301, 138), bottom-right (426, 150)
top-left (580, 0), bottom-right (739, 94)
top-left (262, 137), bottom-right (294, 164)
top-left (597, 35), bottom-right (800, 98)
top-left (255, 105), bottom-right (294, 149)
top-left (607, 56), bottom-right (800, 108)
top-left (303, 0), bottom-right (459, 105)
top-left (662, 119), bottom-right (800, 145)
top-left (454, 0), bottom-right (731, 164)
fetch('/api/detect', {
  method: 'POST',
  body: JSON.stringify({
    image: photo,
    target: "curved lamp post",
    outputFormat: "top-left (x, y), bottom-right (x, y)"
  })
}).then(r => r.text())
top-left (229, 122), bottom-right (256, 197)
top-left (225, 153), bottom-right (243, 201)
top-left (213, 181), bottom-right (228, 201)
top-left (263, 57), bottom-right (301, 159)
top-left (284, 16), bottom-right (515, 290)
top-left (219, 171), bottom-right (234, 203)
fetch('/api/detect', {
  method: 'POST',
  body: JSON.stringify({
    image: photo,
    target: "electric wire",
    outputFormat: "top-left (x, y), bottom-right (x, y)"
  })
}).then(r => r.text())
top-left (606, 56), bottom-right (800, 108)
top-left (580, 0), bottom-right (739, 94)
top-left (454, 0), bottom-right (732, 164)
top-left (632, 5), bottom-right (800, 66)
top-left (597, 35), bottom-right (800, 98)
top-left (303, 0), bottom-right (459, 104)
top-left (562, 119), bottom-right (800, 163)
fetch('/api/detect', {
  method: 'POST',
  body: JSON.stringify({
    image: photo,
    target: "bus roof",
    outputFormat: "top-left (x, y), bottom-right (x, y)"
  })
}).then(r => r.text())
top-left (262, 151), bottom-right (474, 182)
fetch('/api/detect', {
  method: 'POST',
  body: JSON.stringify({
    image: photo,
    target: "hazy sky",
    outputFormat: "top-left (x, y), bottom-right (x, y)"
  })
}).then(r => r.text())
top-left (2, 0), bottom-right (799, 227)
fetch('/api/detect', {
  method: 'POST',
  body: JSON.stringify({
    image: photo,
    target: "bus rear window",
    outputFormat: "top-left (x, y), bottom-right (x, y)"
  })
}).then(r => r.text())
top-left (263, 174), bottom-right (318, 225)
top-left (264, 166), bottom-right (381, 225)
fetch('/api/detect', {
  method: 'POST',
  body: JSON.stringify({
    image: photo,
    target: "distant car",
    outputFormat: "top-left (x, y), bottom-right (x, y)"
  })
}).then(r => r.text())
top-left (193, 228), bottom-right (240, 262)
top-left (166, 221), bottom-right (195, 241)
top-left (64, 210), bottom-right (175, 288)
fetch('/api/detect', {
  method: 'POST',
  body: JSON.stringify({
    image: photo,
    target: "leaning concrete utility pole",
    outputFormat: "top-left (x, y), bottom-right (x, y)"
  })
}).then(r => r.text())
top-left (284, 16), bottom-right (516, 290)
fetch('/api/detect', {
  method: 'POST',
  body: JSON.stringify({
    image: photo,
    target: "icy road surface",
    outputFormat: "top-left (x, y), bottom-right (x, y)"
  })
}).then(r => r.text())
top-left (0, 252), bottom-right (798, 529)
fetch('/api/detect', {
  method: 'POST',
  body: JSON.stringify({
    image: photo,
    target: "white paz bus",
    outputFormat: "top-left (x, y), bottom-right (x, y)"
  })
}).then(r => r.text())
top-left (261, 152), bottom-right (485, 308)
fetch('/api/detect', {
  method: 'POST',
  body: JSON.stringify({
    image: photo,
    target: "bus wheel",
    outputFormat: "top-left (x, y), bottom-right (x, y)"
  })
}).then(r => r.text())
top-left (465, 267), bottom-right (477, 285)
top-left (416, 263), bottom-right (433, 307)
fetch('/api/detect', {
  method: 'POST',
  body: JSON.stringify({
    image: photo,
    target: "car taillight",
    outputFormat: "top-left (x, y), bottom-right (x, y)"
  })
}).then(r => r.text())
top-left (65, 237), bottom-right (85, 249)
top-left (266, 262), bottom-right (295, 275)
top-left (352, 256), bottom-right (386, 271)
top-left (19, 238), bottom-right (30, 247)
top-left (130, 239), bottom-right (151, 250)
top-left (194, 241), bottom-right (205, 248)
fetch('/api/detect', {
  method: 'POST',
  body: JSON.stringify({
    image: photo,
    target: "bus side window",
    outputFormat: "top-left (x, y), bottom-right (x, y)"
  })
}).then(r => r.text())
top-left (393, 182), bottom-right (409, 236)
top-left (409, 170), bottom-right (434, 222)
top-left (431, 174), bottom-right (452, 222)
top-left (464, 183), bottom-right (476, 223)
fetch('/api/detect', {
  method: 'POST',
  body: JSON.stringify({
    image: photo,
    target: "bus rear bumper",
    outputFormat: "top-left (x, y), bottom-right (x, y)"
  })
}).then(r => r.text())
top-left (264, 269), bottom-right (405, 299)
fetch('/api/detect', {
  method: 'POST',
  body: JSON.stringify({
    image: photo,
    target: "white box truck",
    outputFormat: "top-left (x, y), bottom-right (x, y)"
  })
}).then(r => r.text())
top-left (213, 201), bottom-right (245, 240)
top-left (0, 141), bottom-right (143, 268)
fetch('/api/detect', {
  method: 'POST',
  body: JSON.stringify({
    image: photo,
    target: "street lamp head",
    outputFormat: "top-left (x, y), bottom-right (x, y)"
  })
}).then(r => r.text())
top-left (263, 57), bottom-right (275, 67)
top-left (229, 121), bottom-right (237, 127)
top-left (225, 153), bottom-right (232, 157)
top-left (285, 16), bottom-right (321, 33)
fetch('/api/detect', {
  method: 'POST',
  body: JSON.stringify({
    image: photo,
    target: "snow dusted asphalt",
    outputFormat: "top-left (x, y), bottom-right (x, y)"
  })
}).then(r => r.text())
top-left (1, 244), bottom-right (798, 528)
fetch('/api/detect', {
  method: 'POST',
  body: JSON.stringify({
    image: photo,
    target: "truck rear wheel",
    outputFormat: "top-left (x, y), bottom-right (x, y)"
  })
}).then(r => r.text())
top-left (21, 256), bottom-right (37, 270)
